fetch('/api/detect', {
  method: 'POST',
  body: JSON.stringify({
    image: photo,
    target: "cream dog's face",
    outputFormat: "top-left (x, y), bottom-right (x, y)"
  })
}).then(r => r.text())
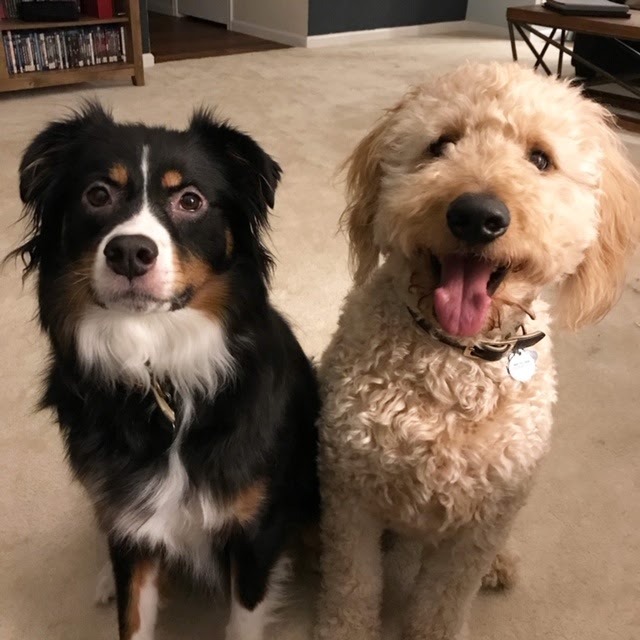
top-left (344, 62), bottom-right (639, 336)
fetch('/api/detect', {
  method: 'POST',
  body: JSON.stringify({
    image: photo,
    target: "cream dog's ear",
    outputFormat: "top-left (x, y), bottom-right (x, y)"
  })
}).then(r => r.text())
top-left (558, 118), bottom-right (640, 330)
top-left (340, 108), bottom-right (397, 285)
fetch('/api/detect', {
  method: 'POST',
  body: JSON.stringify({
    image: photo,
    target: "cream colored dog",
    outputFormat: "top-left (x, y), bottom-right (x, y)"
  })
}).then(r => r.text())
top-left (314, 62), bottom-right (640, 640)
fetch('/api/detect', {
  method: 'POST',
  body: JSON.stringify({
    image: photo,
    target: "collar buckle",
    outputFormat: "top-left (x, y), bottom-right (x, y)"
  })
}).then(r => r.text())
top-left (463, 340), bottom-right (513, 360)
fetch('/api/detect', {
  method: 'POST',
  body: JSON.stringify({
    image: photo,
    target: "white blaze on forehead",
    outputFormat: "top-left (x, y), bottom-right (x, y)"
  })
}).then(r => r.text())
top-left (141, 144), bottom-right (150, 203)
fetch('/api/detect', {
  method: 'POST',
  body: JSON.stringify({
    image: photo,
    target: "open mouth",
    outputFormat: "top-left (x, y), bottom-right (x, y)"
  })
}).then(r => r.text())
top-left (430, 253), bottom-right (509, 337)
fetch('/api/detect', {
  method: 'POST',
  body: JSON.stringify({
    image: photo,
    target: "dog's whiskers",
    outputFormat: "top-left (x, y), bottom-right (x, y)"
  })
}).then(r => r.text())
top-left (494, 296), bottom-right (536, 322)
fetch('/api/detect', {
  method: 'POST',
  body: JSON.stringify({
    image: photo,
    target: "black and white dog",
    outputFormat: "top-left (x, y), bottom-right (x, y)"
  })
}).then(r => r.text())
top-left (10, 103), bottom-right (320, 640)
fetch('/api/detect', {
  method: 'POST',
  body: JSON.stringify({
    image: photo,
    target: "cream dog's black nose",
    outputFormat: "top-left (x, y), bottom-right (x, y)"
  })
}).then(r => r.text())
top-left (104, 234), bottom-right (158, 279)
top-left (446, 193), bottom-right (510, 244)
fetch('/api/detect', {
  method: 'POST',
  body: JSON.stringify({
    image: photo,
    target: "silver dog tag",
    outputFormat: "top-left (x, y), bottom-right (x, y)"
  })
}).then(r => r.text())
top-left (507, 349), bottom-right (538, 382)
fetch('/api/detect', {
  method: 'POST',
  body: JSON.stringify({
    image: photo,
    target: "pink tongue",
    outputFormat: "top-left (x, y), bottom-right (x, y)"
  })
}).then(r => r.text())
top-left (433, 255), bottom-right (494, 337)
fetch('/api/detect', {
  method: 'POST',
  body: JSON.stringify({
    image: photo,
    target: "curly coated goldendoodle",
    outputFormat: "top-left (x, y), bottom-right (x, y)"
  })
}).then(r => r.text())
top-left (315, 62), bottom-right (640, 640)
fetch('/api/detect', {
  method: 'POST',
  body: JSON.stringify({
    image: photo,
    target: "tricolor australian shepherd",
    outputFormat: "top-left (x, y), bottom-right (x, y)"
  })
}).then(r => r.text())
top-left (10, 103), bottom-right (320, 640)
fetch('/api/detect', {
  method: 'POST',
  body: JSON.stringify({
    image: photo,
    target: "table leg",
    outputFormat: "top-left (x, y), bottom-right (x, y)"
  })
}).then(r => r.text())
top-left (508, 21), bottom-right (518, 62)
top-left (534, 27), bottom-right (557, 72)
top-left (514, 23), bottom-right (553, 76)
top-left (558, 29), bottom-right (566, 77)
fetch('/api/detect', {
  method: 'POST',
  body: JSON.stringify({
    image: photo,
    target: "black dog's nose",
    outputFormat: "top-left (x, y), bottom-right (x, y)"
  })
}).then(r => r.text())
top-left (104, 234), bottom-right (158, 279)
top-left (446, 193), bottom-right (510, 244)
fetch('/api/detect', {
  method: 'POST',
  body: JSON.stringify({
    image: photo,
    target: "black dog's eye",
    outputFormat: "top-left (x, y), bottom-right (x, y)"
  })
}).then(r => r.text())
top-left (529, 148), bottom-right (552, 172)
top-left (171, 187), bottom-right (207, 218)
top-left (428, 135), bottom-right (456, 158)
top-left (179, 191), bottom-right (203, 212)
top-left (85, 184), bottom-right (112, 208)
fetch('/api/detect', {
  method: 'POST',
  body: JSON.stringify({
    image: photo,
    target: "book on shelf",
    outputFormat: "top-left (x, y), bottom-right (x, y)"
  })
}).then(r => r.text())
top-left (544, 0), bottom-right (631, 16)
top-left (1, 0), bottom-right (20, 20)
top-left (81, 0), bottom-right (114, 19)
top-left (2, 24), bottom-right (127, 74)
top-left (1, 0), bottom-right (88, 21)
top-left (1, 0), bottom-right (119, 21)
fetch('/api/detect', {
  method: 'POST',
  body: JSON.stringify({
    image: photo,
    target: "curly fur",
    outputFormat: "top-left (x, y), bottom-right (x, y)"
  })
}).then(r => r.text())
top-left (315, 62), bottom-right (640, 640)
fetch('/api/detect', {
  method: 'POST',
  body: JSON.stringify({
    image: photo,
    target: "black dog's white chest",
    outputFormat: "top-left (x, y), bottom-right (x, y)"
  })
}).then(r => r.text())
top-left (111, 441), bottom-right (231, 580)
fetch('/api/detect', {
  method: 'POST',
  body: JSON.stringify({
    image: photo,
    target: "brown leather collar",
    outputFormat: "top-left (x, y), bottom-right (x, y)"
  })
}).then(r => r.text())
top-left (407, 307), bottom-right (545, 362)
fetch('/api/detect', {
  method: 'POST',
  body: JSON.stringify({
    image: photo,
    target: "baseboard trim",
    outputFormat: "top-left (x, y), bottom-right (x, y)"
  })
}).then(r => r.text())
top-left (227, 18), bottom-right (511, 49)
top-left (229, 19), bottom-right (307, 47)
top-left (305, 20), bottom-right (509, 48)
top-left (458, 20), bottom-right (510, 37)
top-left (143, 52), bottom-right (155, 68)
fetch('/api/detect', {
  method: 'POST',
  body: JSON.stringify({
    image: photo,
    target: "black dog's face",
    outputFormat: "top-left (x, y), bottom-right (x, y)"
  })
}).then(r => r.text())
top-left (16, 103), bottom-right (280, 317)
top-left (68, 129), bottom-right (232, 313)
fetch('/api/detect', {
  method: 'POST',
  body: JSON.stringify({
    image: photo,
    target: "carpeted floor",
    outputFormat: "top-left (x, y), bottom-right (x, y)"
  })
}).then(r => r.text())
top-left (1, 32), bottom-right (639, 640)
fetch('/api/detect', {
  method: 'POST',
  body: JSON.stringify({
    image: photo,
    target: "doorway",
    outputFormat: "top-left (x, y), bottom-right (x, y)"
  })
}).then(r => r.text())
top-left (147, 1), bottom-right (287, 64)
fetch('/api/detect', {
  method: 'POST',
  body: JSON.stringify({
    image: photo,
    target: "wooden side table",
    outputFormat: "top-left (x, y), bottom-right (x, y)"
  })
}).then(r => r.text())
top-left (507, 4), bottom-right (640, 131)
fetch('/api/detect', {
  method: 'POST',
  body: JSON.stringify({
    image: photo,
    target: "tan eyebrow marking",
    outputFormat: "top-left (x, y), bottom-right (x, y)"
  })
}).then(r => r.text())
top-left (109, 163), bottom-right (128, 186)
top-left (161, 170), bottom-right (183, 189)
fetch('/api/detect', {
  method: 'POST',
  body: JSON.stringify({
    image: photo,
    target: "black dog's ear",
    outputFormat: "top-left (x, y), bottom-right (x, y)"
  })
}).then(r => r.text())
top-left (9, 101), bottom-right (113, 277)
top-left (189, 109), bottom-right (282, 226)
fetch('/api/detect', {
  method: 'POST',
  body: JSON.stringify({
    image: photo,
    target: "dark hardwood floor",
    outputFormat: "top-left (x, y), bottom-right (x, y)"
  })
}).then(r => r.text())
top-left (149, 12), bottom-right (288, 63)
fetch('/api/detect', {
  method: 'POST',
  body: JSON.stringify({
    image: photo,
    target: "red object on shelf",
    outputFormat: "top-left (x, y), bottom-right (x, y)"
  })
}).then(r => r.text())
top-left (81, 0), bottom-right (114, 19)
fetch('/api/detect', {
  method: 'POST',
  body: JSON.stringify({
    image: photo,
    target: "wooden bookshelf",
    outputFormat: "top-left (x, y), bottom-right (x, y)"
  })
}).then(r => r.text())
top-left (0, 0), bottom-right (144, 92)
top-left (0, 15), bottom-right (129, 30)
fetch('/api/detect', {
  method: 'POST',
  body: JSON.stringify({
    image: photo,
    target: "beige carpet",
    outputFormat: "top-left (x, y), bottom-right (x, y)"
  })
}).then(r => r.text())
top-left (1, 32), bottom-right (639, 640)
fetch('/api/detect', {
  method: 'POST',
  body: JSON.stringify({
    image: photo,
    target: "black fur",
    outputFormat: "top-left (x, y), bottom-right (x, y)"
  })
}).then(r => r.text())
top-left (11, 103), bottom-right (320, 636)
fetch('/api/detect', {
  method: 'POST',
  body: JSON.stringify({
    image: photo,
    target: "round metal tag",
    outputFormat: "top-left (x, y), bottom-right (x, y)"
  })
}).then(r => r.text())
top-left (507, 349), bottom-right (538, 382)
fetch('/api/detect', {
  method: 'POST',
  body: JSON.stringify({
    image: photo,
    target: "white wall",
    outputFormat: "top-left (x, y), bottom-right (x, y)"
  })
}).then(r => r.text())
top-left (232, 0), bottom-right (308, 45)
top-left (466, 0), bottom-right (542, 27)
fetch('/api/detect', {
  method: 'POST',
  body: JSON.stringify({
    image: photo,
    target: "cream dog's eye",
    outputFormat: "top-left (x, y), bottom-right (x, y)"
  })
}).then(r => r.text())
top-left (428, 135), bottom-right (456, 158)
top-left (529, 149), bottom-right (552, 172)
